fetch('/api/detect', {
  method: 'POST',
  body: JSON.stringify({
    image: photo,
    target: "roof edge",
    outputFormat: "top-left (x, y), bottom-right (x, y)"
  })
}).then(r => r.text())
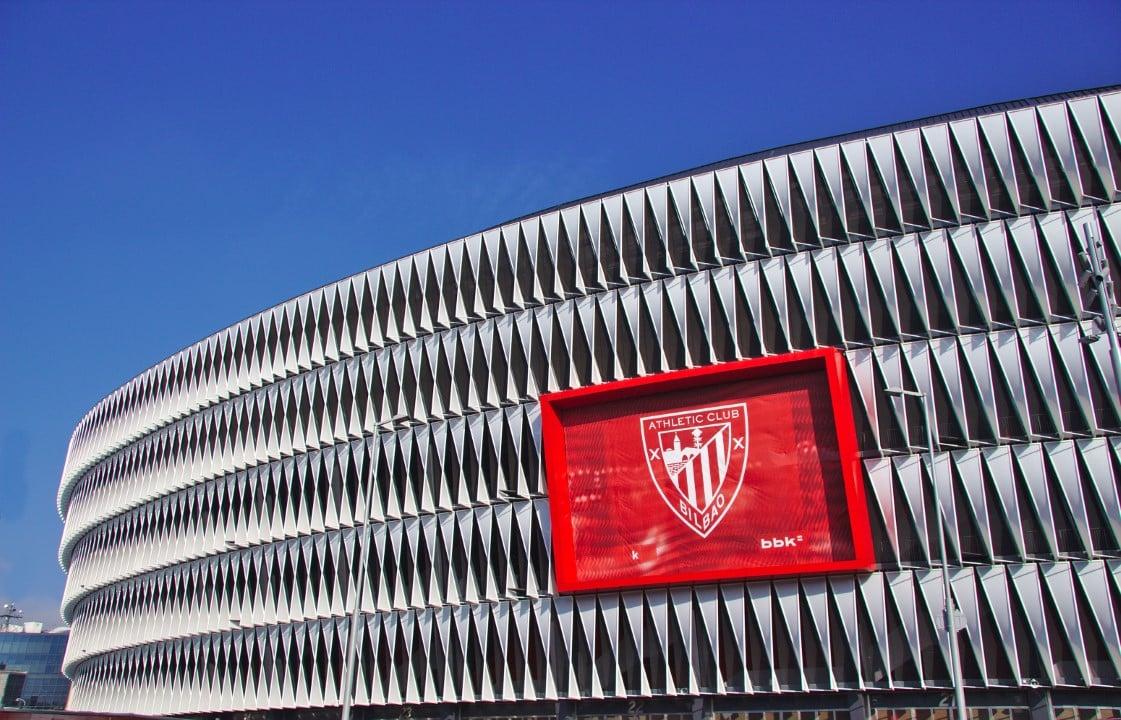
top-left (494, 83), bottom-right (1121, 229)
top-left (66, 83), bottom-right (1121, 433)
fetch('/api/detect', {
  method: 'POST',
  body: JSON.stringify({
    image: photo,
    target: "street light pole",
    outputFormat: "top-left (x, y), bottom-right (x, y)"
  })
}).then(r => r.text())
top-left (1079, 222), bottom-right (1121, 398)
top-left (339, 475), bottom-right (379, 720)
top-left (886, 387), bottom-right (967, 720)
top-left (0, 603), bottom-right (22, 631)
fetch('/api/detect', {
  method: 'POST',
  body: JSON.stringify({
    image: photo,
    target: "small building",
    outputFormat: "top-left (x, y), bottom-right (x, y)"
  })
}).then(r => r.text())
top-left (0, 625), bottom-right (70, 709)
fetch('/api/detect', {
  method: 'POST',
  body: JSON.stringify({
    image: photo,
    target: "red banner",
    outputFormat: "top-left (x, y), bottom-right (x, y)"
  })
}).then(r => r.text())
top-left (541, 348), bottom-right (873, 592)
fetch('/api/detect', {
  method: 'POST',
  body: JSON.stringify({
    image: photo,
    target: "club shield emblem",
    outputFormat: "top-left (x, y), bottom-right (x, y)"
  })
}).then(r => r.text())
top-left (641, 402), bottom-right (749, 537)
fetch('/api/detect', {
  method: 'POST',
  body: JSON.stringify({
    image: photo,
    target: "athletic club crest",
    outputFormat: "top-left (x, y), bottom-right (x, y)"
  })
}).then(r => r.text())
top-left (640, 403), bottom-right (749, 537)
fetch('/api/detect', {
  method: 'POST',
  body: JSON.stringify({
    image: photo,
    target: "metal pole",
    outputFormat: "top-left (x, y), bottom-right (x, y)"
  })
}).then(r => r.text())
top-left (340, 474), bottom-right (379, 720)
top-left (0, 603), bottom-right (22, 632)
top-left (887, 388), bottom-right (967, 720)
top-left (920, 391), bottom-right (968, 720)
top-left (1084, 223), bottom-right (1121, 398)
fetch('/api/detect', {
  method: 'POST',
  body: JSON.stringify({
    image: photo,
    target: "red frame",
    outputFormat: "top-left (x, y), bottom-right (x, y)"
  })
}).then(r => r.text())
top-left (540, 347), bottom-right (875, 593)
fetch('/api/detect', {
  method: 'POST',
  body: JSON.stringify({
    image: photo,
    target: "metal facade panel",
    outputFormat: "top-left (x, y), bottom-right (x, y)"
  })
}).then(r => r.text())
top-left (58, 89), bottom-right (1121, 713)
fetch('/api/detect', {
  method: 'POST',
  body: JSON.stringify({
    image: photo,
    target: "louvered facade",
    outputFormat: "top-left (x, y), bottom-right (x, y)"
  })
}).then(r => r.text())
top-left (58, 87), bottom-right (1121, 719)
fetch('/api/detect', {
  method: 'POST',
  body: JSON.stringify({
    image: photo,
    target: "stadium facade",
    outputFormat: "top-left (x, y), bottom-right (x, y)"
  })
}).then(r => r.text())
top-left (57, 87), bottom-right (1121, 719)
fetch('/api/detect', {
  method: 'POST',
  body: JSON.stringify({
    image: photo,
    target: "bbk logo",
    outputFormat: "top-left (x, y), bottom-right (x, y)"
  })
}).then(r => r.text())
top-left (640, 402), bottom-right (748, 538)
top-left (761, 535), bottom-right (804, 549)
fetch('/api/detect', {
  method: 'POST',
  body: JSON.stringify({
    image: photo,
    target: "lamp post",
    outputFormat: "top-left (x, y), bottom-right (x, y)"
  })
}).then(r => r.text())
top-left (339, 473), bottom-right (380, 720)
top-left (0, 603), bottom-right (22, 631)
top-left (1078, 222), bottom-right (1121, 398)
top-left (342, 416), bottom-right (413, 720)
top-left (885, 387), bottom-right (967, 720)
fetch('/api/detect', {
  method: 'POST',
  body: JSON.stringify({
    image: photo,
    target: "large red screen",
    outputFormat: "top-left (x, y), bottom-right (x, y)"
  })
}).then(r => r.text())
top-left (541, 348), bottom-right (873, 592)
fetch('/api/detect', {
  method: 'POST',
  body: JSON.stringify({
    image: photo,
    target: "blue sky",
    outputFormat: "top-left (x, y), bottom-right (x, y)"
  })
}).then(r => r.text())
top-left (1, 1), bottom-right (1119, 625)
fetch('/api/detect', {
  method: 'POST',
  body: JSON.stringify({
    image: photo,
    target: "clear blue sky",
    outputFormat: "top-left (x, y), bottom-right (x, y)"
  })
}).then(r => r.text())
top-left (1, 1), bottom-right (1118, 625)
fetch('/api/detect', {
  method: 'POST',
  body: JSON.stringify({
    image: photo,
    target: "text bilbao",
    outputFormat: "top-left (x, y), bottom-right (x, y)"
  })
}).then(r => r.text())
top-left (541, 350), bottom-right (873, 592)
